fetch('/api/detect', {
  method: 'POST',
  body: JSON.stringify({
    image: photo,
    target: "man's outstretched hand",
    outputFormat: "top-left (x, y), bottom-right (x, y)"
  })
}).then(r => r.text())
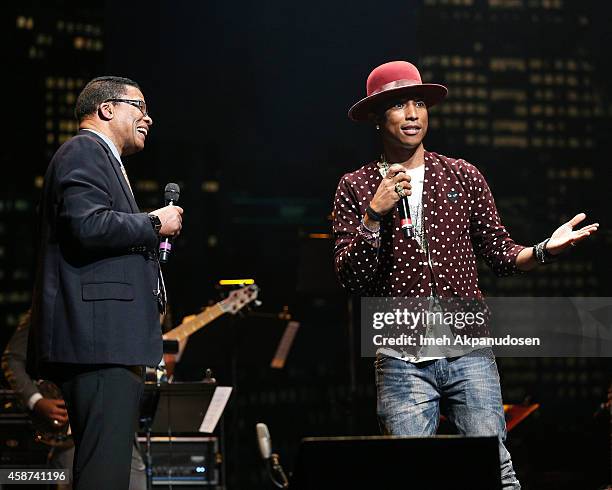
top-left (547, 213), bottom-right (599, 255)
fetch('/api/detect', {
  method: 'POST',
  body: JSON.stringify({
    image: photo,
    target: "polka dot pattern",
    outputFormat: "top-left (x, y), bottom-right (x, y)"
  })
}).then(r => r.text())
top-left (332, 151), bottom-right (526, 299)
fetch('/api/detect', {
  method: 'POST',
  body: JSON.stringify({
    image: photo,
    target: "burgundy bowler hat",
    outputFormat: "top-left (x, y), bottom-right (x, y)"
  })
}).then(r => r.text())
top-left (348, 61), bottom-right (448, 121)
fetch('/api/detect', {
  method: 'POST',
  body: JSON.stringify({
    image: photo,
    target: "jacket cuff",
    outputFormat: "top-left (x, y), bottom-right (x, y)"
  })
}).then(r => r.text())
top-left (27, 392), bottom-right (43, 411)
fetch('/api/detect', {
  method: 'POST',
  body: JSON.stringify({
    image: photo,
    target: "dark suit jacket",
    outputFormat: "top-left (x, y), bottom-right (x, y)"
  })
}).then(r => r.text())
top-left (28, 130), bottom-right (163, 374)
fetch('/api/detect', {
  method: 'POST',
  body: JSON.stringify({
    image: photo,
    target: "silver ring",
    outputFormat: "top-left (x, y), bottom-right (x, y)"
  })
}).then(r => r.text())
top-left (397, 188), bottom-right (406, 198)
top-left (395, 183), bottom-right (403, 195)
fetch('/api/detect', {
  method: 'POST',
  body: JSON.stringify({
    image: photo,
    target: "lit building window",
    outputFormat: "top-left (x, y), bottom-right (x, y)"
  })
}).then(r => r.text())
top-left (493, 120), bottom-right (527, 132)
top-left (135, 180), bottom-right (159, 192)
top-left (16, 16), bottom-right (34, 30)
top-left (489, 0), bottom-right (524, 7)
top-left (202, 181), bottom-right (220, 193)
top-left (490, 57), bottom-right (526, 71)
top-left (529, 58), bottom-right (543, 70)
top-left (493, 136), bottom-right (528, 148)
top-left (490, 89), bottom-right (527, 101)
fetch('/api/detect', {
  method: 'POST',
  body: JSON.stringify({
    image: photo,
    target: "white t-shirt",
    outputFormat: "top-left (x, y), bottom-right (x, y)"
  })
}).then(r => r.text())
top-left (378, 164), bottom-right (465, 363)
top-left (406, 165), bottom-right (425, 247)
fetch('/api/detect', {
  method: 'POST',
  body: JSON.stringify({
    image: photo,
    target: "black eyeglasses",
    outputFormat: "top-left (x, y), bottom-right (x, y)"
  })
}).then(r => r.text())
top-left (104, 98), bottom-right (149, 117)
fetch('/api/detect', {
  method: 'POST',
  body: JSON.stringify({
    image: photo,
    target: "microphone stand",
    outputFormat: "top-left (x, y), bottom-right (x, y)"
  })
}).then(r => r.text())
top-left (145, 421), bottom-right (153, 490)
top-left (142, 368), bottom-right (164, 490)
top-left (267, 454), bottom-right (289, 489)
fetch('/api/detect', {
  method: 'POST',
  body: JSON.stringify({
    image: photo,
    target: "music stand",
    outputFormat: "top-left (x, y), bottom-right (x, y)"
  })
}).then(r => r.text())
top-left (142, 382), bottom-right (217, 433)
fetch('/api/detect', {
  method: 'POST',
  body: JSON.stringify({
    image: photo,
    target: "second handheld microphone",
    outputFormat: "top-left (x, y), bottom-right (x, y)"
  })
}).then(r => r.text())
top-left (398, 195), bottom-right (414, 239)
top-left (159, 182), bottom-right (180, 263)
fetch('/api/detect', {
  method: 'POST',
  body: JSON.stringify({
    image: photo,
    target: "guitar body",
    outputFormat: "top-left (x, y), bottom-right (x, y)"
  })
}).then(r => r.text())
top-left (31, 380), bottom-right (74, 449)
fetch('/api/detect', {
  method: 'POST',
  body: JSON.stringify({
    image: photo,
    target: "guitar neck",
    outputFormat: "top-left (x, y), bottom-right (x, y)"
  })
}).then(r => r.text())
top-left (165, 304), bottom-right (225, 342)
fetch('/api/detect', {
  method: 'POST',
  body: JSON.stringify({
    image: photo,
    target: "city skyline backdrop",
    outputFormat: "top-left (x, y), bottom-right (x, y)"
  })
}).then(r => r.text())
top-left (1, 1), bottom-right (611, 488)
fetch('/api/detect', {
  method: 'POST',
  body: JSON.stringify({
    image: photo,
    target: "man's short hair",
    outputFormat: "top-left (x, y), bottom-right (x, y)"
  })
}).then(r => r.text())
top-left (75, 76), bottom-right (140, 122)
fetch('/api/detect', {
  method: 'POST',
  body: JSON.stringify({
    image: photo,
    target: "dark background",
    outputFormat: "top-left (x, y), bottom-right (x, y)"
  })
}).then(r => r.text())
top-left (2, 1), bottom-right (612, 488)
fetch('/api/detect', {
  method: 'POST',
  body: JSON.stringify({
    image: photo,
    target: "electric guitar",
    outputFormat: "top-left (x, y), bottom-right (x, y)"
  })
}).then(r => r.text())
top-left (163, 284), bottom-right (260, 343)
top-left (149, 284), bottom-right (260, 381)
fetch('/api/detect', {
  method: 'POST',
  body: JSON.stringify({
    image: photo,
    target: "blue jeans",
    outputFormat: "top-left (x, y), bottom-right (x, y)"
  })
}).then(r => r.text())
top-left (375, 348), bottom-right (520, 489)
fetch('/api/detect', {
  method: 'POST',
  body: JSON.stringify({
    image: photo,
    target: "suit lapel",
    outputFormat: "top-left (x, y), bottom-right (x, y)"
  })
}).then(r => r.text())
top-left (108, 154), bottom-right (140, 213)
top-left (78, 130), bottom-right (140, 212)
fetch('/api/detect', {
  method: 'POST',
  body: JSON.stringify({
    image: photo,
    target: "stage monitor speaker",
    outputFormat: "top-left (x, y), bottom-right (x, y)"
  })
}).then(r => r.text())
top-left (290, 435), bottom-right (501, 490)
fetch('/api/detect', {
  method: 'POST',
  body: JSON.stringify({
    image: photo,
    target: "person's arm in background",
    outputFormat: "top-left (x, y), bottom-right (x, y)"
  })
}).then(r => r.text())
top-left (2, 311), bottom-right (68, 425)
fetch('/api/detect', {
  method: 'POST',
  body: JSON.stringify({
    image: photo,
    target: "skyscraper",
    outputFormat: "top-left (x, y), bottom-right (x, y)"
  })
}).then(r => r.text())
top-left (416, 0), bottom-right (611, 296)
top-left (0, 3), bottom-right (104, 343)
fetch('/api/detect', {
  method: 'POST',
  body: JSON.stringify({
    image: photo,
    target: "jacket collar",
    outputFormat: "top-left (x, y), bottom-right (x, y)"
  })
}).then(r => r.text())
top-left (78, 129), bottom-right (139, 212)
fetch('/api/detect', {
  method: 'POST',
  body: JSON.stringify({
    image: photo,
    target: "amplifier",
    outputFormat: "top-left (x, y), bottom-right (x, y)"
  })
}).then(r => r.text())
top-left (137, 436), bottom-right (221, 488)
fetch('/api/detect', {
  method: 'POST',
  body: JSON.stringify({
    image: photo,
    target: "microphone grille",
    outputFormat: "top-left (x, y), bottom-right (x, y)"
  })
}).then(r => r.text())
top-left (255, 422), bottom-right (272, 459)
top-left (164, 182), bottom-right (180, 203)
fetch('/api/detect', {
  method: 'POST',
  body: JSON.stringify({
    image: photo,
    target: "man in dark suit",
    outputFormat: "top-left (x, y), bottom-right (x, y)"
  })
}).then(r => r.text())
top-left (3, 311), bottom-right (147, 490)
top-left (28, 76), bottom-right (183, 489)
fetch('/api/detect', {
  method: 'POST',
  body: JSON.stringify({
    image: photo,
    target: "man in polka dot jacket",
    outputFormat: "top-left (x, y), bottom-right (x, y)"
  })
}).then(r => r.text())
top-left (333, 61), bottom-right (598, 489)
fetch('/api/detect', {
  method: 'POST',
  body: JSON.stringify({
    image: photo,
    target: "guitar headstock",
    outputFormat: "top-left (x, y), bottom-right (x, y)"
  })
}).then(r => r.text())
top-left (219, 284), bottom-right (260, 315)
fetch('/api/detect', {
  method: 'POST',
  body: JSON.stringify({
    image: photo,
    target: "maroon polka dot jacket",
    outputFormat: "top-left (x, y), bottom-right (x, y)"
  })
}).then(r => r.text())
top-left (333, 151), bottom-right (526, 300)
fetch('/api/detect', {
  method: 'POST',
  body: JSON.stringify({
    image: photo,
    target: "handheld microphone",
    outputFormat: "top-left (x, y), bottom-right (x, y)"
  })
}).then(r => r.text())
top-left (398, 195), bottom-right (414, 238)
top-left (159, 183), bottom-right (180, 264)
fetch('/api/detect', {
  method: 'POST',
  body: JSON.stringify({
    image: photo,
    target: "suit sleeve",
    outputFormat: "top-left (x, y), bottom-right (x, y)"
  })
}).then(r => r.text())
top-left (1, 312), bottom-right (40, 407)
top-left (56, 136), bottom-right (158, 251)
